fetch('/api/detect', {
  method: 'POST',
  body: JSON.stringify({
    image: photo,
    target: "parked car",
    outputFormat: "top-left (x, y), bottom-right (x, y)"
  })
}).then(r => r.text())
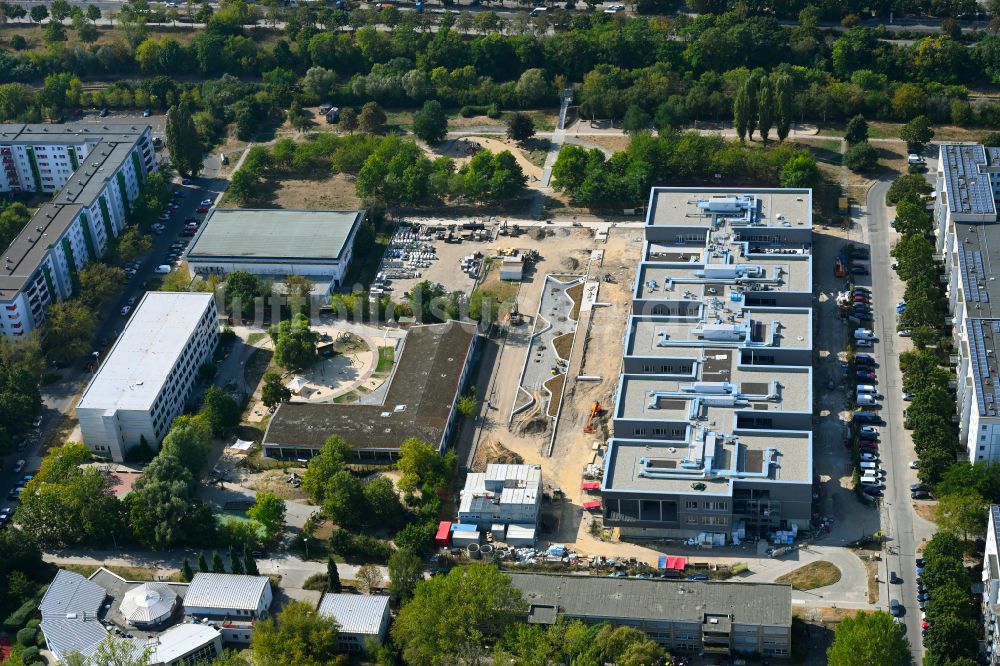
top-left (890, 599), bottom-right (903, 616)
top-left (196, 207), bottom-right (209, 214)
top-left (7, 487), bottom-right (24, 501)
top-left (854, 412), bottom-right (881, 424)
top-left (181, 178), bottom-right (192, 185)
top-left (200, 198), bottom-right (214, 206)
top-left (855, 354), bottom-right (876, 366)
top-left (909, 460), bottom-right (919, 469)
top-left (120, 306), bottom-right (131, 317)
top-left (912, 490), bottom-right (933, 500)
top-left (157, 213), bottom-right (170, 221)
top-left (857, 370), bottom-right (877, 381)
top-left (31, 416), bottom-right (41, 428)
top-left (155, 265), bottom-right (172, 274)
top-left (911, 483), bottom-right (931, 492)
top-left (898, 329), bottom-right (912, 337)
top-left (860, 453), bottom-right (878, 462)
top-left (686, 573), bottom-right (709, 581)
top-left (152, 223), bottom-right (165, 231)
top-left (13, 459), bottom-right (25, 473)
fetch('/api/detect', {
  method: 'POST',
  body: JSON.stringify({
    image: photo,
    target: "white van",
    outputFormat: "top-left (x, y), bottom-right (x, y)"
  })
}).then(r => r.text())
top-left (856, 394), bottom-right (879, 407)
top-left (855, 329), bottom-right (875, 340)
top-left (859, 461), bottom-right (879, 470)
top-left (529, 6), bottom-right (546, 15)
top-left (857, 385), bottom-right (878, 395)
top-left (907, 154), bottom-right (925, 164)
top-left (155, 265), bottom-right (172, 274)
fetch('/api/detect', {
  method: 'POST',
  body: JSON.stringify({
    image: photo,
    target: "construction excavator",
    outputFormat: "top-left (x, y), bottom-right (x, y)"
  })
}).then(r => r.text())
top-left (583, 401), bottom-right (602, 434)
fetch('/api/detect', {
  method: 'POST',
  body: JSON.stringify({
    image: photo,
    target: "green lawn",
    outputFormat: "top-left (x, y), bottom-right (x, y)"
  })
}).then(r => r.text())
top-left (375, 346), bottom-right (395, 373)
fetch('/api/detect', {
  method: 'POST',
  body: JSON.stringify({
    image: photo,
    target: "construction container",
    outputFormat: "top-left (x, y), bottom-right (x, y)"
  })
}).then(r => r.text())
top-left (491, 523), bottom-right (507, 541)
top-left (435, 521), bottom-right (452, 547)
top-left (452, 531), bottom-right (480, 548)
top-left (505, 524), bottom-right (536, 547)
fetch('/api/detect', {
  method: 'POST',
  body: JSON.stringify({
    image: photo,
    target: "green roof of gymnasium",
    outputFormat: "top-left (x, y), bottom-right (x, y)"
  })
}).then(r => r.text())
top-left (187, 209), bottom-right (364, 262)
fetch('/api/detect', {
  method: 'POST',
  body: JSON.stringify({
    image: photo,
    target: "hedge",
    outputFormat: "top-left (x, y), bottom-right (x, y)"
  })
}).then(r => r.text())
top-left (16, 626), bottom-right (37, 646)
top-left (2, 598), bottom-right (39, 632)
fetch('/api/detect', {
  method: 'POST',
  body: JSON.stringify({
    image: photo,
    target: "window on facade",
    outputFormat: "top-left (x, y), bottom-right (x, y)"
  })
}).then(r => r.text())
top-left (685, 501), bottom-right (698, 509)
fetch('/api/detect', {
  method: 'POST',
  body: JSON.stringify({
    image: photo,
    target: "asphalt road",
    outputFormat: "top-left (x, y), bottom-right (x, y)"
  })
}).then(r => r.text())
top-left (862, 175), bottom-right (926, 661)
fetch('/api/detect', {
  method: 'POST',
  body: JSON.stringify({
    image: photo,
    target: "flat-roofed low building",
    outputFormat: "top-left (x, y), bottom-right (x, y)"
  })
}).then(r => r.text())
top-left (185, 209), bottom-right (364, 292)
top-left (183, 573), bottom-right (273, 622)
top-left (507, 572), bottom-right (793, 659)
top-left (317, 593), bottom-right (391, 654)
top-left (76, 293), bottom-right (218, 461)
top-left (600, 187), bottom-right (814, 543)
top-left (263, 322), bottom-right (479, 461)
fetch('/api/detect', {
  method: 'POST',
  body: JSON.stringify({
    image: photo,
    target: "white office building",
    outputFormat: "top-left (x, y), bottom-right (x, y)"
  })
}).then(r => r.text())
top-left (77, 293), bottom-right (218, 461)
top-left (0, 123), bottom-right (155, 337)
top-left (317, 593), bottom-right (391, 654)
top-left (935, 144), bottom-right (1000, 461)
top-left (458, 464), bottom-right (542, 529)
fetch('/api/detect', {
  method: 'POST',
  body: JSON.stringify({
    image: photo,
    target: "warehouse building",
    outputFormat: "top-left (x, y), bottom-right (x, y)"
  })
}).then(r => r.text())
top-left (601, 188), bottom-right (815, 542)
top-left (77, 293), bottom-right (218, 461)
top-left (317, 593), bottom-right (391, 654)
top-left (262, 322), bottom-right (479, 461)
top-left (507, 572), bottom-right (792, 659)
top-left (458, 464), bottom-right (542, 529)
top-left (934, 144), bottom-right (1000, 461)
top-left (0, 123), bottom-right (155, 337)
top-left (184, 209), bottom-right (364, 293)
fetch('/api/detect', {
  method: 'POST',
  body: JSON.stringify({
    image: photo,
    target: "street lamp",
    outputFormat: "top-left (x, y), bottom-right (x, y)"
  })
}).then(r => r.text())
top-left (303, 537), bottom-right (309, 559)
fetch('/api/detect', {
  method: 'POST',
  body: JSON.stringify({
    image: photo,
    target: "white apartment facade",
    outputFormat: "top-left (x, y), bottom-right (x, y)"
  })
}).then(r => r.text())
top-left (983, 505), bottom-right (1000, 663)
top-left (935, 144), bottom-right (1000, 461)
top-left (77, 293), bottom-right (218, 461)
top-left (0, 124), bottom-right (155, 337)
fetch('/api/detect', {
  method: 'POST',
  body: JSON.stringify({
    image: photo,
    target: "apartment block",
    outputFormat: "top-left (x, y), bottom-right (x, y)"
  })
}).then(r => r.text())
top-left (601, 188), bottom-right (814, 542)
top-left (0, 123), bottom-right (155, 337)
top-left (934, 144), bottom-right (1000, 461)
top-left (77, 293), bottom-right (218, 461)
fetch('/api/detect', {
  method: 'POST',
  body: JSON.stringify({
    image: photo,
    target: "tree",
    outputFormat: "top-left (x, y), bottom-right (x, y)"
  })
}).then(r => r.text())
top-left (327, 556), bottom-right (342, 593)
top-left (116, 226), bottom-right (152, 263)
top-left (900, 115), bottom-right (935, 152)
top-left (324, 470), bottom-right (365, 529)
top-left (886, 174), bottom-right (932, 205)
top-left (181, 558), bottom-right (193, 582)
top-left (212, 550), bottom-right (226, 573)
top-left (393, 565), bottom-right (525, 666)
top-left (44, 21), bottom-right (67, 43)
top-left (362, 476), bottom-right (403, 529)
top-left (827, 610), bottom-right (909, 665)
top-left (773, 74), bottom-right (792, 141)
top-left (780, 152), bottom-right (820, 188)
top-left (412, 100), bottom-right (448, 144)
top-left (224, 270), bottom-right (266, 319)
top-left (303, 435), bottom-right (352, 503)
top-left (126, 454), bottom-right (214, 550)
top-left (397, 437), bottom-right (446, 492)
top-left (269, 314), bottom-right (319, 370)
top-left (29, 5), bottom-right (48, 23)
top-left (198, 552), bottom-right (209, 572)
top-left (457, 150), bottom-right (527, 203)
top-left (165, 103), bottom-right (203, 177)
top-left (845, 115), bottom-right (869, 145)
top-left (252, 601), bottom-right (340, 666)
top-left (340, 107), bottom-right (358, 133)
top-left (622, 105), bottom-right (652, 135)
top-left (86, 4), bottom-right (102, 21)
top-left (356, 564), bottom-right (383, 594)
top-left (160, 415), bottom-right (212, 475)
top-left (733, 78), bottom-right (752, 142)
top-left (516, 68), bottom-right (549, 106)
top-left (42, 301), bottom-right (97, 364)
top-left (227, 167), bottom-right (260, 205)
top-left (924, 615), bottom-right (979, 663)
top-left (243, 547), bottom-right (259, 575)
top-left (49, 0), bottom-right (70, 21)
top-left (757, 76), bottom-right (774, 144)
top-left (844, 141), bottom-right (878, 172)
top-left (261, 372), bottom-right (292, 408)
top-left (201, 386), bottom-right (241, 437)
top-left (388, 548), bottom-right (423, 601)
top-left (935, 489), bottom-right (988, 540)
top-left (229, 544), bottom-right (245, 575)
top-left (248, 491), bottom-right (286, 540)
top-left (286, 101), bottom-right (310, 133)
top-left (505, 112), bottom-right (535, 143)
top-left (358, 101), bottom-right (387, 135)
